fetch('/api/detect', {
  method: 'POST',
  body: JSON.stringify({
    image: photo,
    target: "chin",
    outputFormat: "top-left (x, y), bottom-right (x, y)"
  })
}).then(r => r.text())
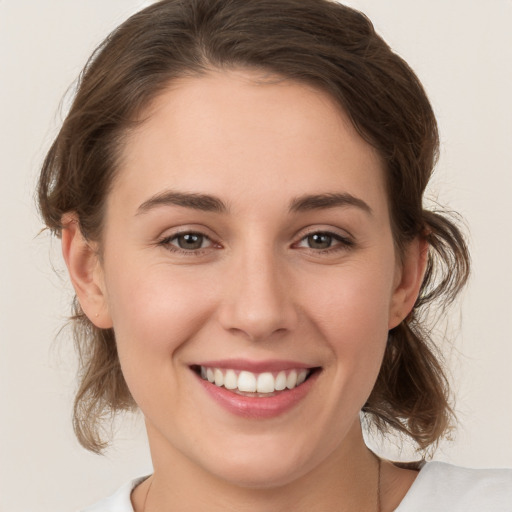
top-left (194, 433), bottom-right (326, 490)
top-left (210, 458), bottom-right (309, 490)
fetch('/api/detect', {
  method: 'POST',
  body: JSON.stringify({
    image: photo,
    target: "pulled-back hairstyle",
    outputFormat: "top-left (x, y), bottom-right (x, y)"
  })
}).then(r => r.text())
top-left (38, 0), bottom-right (470, 454)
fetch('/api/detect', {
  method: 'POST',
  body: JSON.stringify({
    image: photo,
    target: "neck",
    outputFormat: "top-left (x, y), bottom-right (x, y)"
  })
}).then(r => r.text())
top-left (136, 420), bottom-right (381, 512)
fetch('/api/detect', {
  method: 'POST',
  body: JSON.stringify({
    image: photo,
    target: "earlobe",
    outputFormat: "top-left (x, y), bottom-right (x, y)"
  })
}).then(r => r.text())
top-left (61, 213), bottom-right (113, 329)
top-left (388, 237), bottom-right (429, 330)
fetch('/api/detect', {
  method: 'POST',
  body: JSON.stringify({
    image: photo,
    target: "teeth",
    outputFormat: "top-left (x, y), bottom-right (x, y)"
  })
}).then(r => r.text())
top-left (297, 369), bottom-right (308, 385)
top-left (238, 371), bottom-right (257, 392)
top-left (275, 371), bottom-right (287, 391)
top-left (275, 372), bottom-right (286, 391)
top-left (257, 372), bottom-right (275, 393)
top-left (198, 366), bottom-right (311, 394)
top-left (286, 370), bottom-right (297, 389)
top-left (214, 368), bottom-right (224, 387)
top-left (224, 369), bottom-right (238, 390)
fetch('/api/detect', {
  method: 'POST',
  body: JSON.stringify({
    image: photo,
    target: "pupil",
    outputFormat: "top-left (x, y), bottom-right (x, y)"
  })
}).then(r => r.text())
top-left (179, 233), bottom-right (202, 249)
top-left (309, 233), bottom-right (332, 249)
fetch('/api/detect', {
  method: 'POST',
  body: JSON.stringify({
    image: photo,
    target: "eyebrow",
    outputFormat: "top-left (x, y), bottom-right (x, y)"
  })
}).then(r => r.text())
top-left (136, 190), bottom-right (372, 216)
top-left (136, 190), bottom-right (229, 214)
top-left (289, 193), bottom-right (372, 215)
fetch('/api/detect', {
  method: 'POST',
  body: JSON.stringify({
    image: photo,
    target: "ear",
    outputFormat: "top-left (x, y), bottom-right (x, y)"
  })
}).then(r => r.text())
top-left (61, 213), bottom-right (113, 329)
top-left (388, 237), bottom-right (428, 330)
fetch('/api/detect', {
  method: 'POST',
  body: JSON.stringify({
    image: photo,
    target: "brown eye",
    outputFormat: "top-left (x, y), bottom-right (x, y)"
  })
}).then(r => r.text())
top-left (295, 231), bottom-right (354, 253)
top-left (175, 233), bottom-right (207, 250)
top-left (159, 232), bottom-right (214, 252)
top-left (307, 233), bottom-right (334, 249)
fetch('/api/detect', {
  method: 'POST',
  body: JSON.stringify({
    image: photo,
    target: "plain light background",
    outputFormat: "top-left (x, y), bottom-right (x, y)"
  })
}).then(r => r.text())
top-left (1, 1), bottom-right (511, 511)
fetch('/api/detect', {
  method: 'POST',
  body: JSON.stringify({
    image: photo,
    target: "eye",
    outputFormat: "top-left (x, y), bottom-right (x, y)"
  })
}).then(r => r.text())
top-left (305, 233), bottom-right (335, 250)
top-left (159, 231), bottom-right (215, 252)
top-left (295, 231), bottom-right (354, 251)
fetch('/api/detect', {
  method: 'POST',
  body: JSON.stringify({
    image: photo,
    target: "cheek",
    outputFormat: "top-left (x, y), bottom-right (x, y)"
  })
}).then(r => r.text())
top-left (304, 262), bottom-right (394, 375)
top-left (104, 257), bottom-right (216, 356)
top-left (309, 264), bottom-right (394, 333)
top-left (102, 257), bottom-right (220, 414)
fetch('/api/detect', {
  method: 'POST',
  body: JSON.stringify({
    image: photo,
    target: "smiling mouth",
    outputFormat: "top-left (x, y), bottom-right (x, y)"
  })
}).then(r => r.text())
top-left (191, 365), bottom-right (319, 396)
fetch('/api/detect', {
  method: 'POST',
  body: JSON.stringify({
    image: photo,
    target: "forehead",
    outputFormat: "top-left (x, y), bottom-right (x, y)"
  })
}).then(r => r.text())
top-left (111, 69), bottom-right (387, 218)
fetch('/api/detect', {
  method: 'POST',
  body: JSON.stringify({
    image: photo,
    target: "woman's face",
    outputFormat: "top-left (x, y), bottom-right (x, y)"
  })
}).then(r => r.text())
top-left (82, 70), bottom-right (420, 487)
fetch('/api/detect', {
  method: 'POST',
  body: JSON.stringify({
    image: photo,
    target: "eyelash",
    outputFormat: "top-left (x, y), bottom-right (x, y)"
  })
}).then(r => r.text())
top-left (294, 231), bottom-right (355, 253)
top-left (157, 230), bottom-right (355, 256)
top-left (157, 231), bottom-right (217, 256)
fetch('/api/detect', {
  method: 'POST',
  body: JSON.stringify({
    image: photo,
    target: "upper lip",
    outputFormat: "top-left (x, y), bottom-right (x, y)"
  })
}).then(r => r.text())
top-left (192, 359), bottom-right (317, 373)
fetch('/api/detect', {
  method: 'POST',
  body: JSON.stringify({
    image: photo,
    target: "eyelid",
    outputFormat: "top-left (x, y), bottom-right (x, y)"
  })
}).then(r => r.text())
top-left (155, 224), bottom-right (355, 256)
top-left (294, 225), bottom-right (354, 241)
top-left (157, 223), bottom-right (218, 242)
top-left (157, 227), bottom-right (222, 255)
top-left (292, 227), bottom-right (355, 251)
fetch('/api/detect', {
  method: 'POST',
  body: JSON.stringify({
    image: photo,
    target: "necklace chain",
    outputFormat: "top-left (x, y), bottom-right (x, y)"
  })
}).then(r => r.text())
top-left (376, 455), bottom-right (382, 512)
top-left (141, 477), bottom-right (152, 512)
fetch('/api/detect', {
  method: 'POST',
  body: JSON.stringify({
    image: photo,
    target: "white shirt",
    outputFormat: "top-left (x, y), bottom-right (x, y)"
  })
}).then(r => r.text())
top-left (394, 461), bottom-right (512, 511)
top-left (80, 461), bottom-right (512, 511)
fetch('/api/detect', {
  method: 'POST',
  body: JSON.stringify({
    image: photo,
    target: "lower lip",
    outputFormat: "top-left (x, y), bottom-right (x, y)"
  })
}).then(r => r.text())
top-left (194, 370), bottom-right (319, 419)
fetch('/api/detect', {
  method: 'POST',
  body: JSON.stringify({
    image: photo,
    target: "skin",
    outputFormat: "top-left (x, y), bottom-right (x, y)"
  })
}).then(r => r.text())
top-left (62, 70), bottom-right (426, 511)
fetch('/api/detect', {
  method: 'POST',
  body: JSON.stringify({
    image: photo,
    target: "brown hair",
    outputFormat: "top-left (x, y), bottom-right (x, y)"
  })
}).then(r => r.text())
top-left (38, 0), bottom-right (470, 454)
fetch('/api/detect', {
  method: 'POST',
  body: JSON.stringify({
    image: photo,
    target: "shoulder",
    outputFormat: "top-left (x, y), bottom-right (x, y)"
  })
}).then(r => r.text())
top-left (78, 476), bottom-right (148, 512)
top-left (395, 461), bottom-right (512, 512)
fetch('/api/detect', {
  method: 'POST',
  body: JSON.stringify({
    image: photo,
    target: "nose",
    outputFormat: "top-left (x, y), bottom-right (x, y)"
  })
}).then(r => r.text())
top-left (217, 247), bottom-right (299, 342)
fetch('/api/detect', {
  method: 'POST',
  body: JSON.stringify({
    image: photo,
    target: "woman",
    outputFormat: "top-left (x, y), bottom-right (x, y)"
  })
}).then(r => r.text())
top-left (37, 0), bottom-right (511, 510)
